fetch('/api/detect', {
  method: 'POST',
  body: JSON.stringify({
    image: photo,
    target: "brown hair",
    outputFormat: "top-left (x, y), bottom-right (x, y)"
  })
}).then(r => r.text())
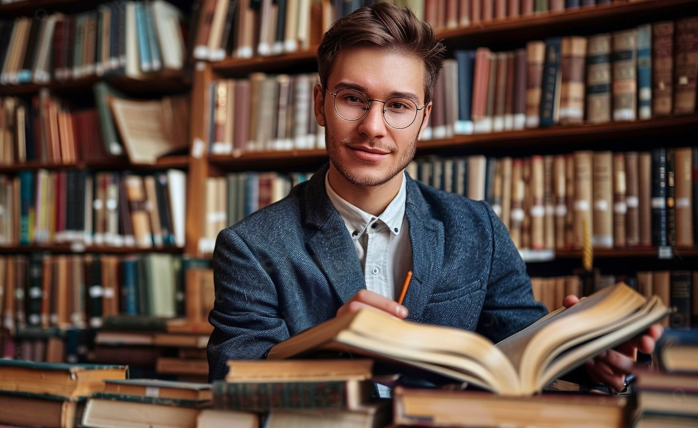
top-left (316, 3), bottom-right (445, 104)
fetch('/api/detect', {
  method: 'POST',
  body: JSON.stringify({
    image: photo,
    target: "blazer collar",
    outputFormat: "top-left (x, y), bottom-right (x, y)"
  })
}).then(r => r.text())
top-left (302, 164), bottom-right (444, 319)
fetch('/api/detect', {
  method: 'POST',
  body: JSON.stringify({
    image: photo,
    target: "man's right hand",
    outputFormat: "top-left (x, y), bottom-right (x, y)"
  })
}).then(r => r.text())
top-left (336, 289), bottom-right (409, 319)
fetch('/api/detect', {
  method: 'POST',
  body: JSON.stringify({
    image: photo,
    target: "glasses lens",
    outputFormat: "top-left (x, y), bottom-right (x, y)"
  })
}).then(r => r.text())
top-left (334, 89), bottom-right (369, 121)
top-left (383, 97), bottom-right (418, 129)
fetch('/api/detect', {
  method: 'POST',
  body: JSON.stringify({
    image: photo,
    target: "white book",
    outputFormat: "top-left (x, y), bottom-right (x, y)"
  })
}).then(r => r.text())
top-left (167, 169), bottom-right (187, 248)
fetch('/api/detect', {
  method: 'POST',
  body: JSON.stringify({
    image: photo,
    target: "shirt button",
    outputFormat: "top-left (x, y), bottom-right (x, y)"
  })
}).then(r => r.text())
top-left (372, 267), bottom-right (380, 275)
top-left (371, 223), bottom-right (378, 229)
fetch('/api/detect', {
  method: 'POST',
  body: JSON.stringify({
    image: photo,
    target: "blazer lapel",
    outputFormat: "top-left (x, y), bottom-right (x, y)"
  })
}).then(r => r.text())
top-left (402, 178), bottom-right (444, 322)
top-left (302, 165), bottom-right (365, 304)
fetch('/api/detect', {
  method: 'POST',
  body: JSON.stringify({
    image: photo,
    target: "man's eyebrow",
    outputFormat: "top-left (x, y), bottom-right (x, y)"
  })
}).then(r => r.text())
top-left (333, 82), bottom-right (422, 104)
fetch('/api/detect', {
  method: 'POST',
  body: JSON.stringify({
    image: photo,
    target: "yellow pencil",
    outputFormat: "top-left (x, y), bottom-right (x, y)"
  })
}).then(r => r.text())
top-left (398, 270), bottom-right (412, 305)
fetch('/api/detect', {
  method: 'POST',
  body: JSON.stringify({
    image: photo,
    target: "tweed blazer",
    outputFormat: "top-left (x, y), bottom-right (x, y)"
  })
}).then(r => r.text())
top-left (207, 163), bottom-right (547, 381)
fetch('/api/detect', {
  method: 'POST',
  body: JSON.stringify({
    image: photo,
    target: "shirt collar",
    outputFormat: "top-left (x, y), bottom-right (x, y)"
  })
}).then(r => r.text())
top-left (325, 171), bottom-right (407, 239)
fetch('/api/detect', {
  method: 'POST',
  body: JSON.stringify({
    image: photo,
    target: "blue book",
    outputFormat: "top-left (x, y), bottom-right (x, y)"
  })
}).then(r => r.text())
top-left (539, 37), bottom-right (562, 127)
top-left (244, 172), bottom-right (260, 217)
top-left (454, 50), bottom-right (476, 135)
top-left (144, 1), bottom-right (162, 71)
top-left (18, 170), bottom-right (34, 245)
top-left (134, 2), bottom-right (152, 72)
top-left (121, 257), bottom-right (140, 315)
top-left (565, 0), bottom-right (579, 8)
top-left (636, 24), bottom-right (652, 119)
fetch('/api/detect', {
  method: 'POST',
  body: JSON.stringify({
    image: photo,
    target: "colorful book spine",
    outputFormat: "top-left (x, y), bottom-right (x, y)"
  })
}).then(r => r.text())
top-left (611, 29), bottom-right (637, 121)
top-left (586, 33), bottom-right (612, 124)
top-left (636, 24), bottom-right (652, 119)
top-left (651, 148), bottom-right (667, 247)
top-left (651, 21), bottom-right (674, 117)
top-left (539, 37), bottom-right (562, 127)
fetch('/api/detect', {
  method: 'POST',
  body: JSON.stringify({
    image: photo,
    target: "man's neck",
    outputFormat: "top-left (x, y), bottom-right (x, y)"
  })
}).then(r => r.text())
top-left (327, 168), bottom-right (404, 216)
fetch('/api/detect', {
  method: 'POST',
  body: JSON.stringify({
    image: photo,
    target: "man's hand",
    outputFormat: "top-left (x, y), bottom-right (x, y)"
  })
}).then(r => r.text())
top-left (563, 294), bottom-right (664, 392)
top-left (337, 289), bottom-right (409, 319)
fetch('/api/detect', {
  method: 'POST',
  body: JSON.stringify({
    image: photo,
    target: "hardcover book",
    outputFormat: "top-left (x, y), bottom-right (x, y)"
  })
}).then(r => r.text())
top-left (268, 282), bottom-right (669, 396)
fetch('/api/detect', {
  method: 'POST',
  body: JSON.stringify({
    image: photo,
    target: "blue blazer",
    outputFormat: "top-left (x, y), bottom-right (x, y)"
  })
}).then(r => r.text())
top-left (207, 163), bottom-right (547, 381)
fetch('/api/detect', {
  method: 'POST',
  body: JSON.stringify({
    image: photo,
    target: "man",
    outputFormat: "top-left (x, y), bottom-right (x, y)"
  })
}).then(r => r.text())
top-left (207, 3), bottom-right (661, 391)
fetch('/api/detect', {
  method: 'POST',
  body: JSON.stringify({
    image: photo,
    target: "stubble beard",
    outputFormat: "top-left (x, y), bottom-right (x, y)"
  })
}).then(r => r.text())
top-left (325, 129), bottom-right (418, 188)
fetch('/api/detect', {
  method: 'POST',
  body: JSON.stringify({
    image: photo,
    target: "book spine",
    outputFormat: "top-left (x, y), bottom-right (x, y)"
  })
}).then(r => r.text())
top-left (612, 152), bottom-right (626, 248)
top-left (638, 151), bottom-right (653, 247)
top-left (624, 151), bottom-right (640, 247)
top-left (636, 24), bottom-right (652, 120)
top-left (666, 147), bottom-right (676, 247)
top-left (454, 49), bottom-right (475, 135)
top-left (586, 33), bottom-right (612, 124)
top-left (673, 17), bottom-right (698, 114)
top-left (611, 29), bottom-right (637, 121)
top-left (652, 21), bottom-right (674, 117)
top-left (651, 148), bottom-right (667, 247)
top-left (212, 381), bottom-right (355, 411)
top-left (559, 36), bottom-right (587, 125)
top-left (592, 151), bottom-right (613, 248)
top-left (525, 41), bottom-right (545, 128)
top-left (670, 270), bottom-right (692, 329)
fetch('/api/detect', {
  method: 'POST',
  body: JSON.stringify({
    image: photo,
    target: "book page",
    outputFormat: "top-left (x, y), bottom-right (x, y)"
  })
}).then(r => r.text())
top-left (109, 97), bottom-right (184, 164)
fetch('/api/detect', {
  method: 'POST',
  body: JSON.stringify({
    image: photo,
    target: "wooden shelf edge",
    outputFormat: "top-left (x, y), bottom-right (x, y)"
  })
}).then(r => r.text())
top-left (0, 155), bottom-right (190, 173)
top-left (0, 245), bottom-right (185, 254)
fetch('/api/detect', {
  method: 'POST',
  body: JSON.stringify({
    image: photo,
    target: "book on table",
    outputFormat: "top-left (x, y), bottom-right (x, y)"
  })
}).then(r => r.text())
top-left (268, 282), bottom-right (669, 396)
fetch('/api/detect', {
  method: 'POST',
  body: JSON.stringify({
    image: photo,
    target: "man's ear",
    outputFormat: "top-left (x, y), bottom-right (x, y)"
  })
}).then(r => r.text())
top-left (313, 83), bottom-right (326, 127)
top-left (417, 101), bottom-right (432, 141)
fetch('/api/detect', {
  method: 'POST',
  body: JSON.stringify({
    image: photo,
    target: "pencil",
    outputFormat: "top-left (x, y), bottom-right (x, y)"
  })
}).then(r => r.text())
top-left (397, 270), bottom-right (412, 305)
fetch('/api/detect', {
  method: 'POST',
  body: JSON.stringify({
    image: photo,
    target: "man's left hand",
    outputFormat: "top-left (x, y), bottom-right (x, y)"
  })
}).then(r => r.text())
top-left (563, 295), bottom-right (664, 392)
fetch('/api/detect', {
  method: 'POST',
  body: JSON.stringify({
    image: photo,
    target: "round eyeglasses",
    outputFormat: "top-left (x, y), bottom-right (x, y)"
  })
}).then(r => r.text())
top-left (328, 88), bottom-right (427, 129)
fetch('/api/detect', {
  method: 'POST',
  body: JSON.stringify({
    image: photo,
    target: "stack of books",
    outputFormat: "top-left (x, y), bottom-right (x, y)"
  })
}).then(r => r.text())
top-left (0, 359), bottom-right (127, 428)
top-left (631, 329), bottom-right (698, 428)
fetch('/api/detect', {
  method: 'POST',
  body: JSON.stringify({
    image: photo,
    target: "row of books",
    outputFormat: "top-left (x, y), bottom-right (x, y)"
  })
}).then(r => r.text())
top-left (199, 171), bottom-right (312, 253)
top-left (208, 73), bottom-right (325, 156)
top-left (0, 82), bottom-right (189, 167)
top-left (426, 17), bottom-right (698, 138)
top-left (532, 269), bottom-right (698, 329)
top-left (192, 0), bottom-right (331, 61)
top-left (0, 168), bottom-right (187, 248)
top-left (0, 252), bottom-right (191, 334)
top-left (407, 148), bottom-right (698, 251)
top-left (0, 0), bottom-right (187, 86)
top-left (424, 0), bottom-right (637, 33)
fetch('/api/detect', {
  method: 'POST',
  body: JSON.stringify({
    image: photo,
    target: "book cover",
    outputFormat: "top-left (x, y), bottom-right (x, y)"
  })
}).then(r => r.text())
top-left (669, 271), bottom-right (692, 329)
top-left (539, 37), bottom-right (562, 127)
top-left (0, 360), bottom-right (127, 398)
top-left (393, 387), bottom-right (628, 428)
top-left (573, 150), bottom-right (593, 249)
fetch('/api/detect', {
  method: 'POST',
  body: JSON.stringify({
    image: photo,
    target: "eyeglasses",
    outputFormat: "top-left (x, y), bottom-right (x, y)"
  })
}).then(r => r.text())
top-left (328, 88), bottom-right (426, 129)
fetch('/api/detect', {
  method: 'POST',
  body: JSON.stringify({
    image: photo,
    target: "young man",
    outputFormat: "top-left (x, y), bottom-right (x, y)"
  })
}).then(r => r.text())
top-left (207, 3), bottom-right (661, 391)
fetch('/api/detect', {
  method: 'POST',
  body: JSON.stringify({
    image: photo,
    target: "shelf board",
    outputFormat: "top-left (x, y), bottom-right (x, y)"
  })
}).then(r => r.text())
top-left (211, 48), bottom-right (319, 77)
top-left (209, 149), bottom-right (328, 171)
top-left (439, 0), bottom-right (698, 49)
top-left (0, 244), bottom-right (184, 254)
top-left (0, 70), bottom-right (190, 97)
top-left (0, 155), bottom-right (190, 173)
top-left (554, 247), bottom-right (698, 259)
top-left (417, 114), bottom-right (698, 152)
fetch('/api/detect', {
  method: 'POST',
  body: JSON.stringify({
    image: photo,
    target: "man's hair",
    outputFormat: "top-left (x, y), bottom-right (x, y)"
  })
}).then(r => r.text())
top-left (317, 3), bottom-right (446, 104)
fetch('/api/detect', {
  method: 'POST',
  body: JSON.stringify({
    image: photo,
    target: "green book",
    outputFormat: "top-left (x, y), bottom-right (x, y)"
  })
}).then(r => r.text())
top-left (92, 81), bottom-right (128, 157)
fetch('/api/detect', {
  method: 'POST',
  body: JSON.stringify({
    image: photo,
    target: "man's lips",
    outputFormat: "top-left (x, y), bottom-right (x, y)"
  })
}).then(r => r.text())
top-left (346, 144), bottom-right (391, 155)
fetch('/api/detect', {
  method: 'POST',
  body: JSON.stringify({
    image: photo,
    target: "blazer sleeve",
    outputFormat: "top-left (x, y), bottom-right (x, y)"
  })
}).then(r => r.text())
top-left (207, 227), bottom-right (290, 381)
top-left (475, 201), bottom-right (548, 343)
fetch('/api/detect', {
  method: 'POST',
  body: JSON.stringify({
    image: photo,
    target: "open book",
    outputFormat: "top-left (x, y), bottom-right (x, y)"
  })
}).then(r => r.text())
top-left (268, 282), bottom-right (670, 396)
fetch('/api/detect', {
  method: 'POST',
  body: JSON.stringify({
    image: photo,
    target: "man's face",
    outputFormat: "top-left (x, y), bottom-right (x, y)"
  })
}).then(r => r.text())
top-left (314, 47), bottom-right (432, 192)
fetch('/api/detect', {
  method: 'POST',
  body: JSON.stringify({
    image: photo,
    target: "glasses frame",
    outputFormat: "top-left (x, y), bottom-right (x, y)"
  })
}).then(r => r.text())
top-left (328, 88), bottom-right (427, 130)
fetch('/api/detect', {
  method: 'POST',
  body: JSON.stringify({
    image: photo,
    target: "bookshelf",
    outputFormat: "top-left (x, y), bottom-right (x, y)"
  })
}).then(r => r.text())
top-left (0, 0), bottom-right (199, 365)
top-left (186, 0), bottom-right (698, 321)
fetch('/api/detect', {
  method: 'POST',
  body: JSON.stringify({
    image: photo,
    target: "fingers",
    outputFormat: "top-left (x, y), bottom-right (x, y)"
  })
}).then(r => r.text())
top-left (562, 294), bottom-right (580, 308)
top-left (584, 356), bottom-right (626, 393)
top-left (336, 289), bottom-right (409, 319)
